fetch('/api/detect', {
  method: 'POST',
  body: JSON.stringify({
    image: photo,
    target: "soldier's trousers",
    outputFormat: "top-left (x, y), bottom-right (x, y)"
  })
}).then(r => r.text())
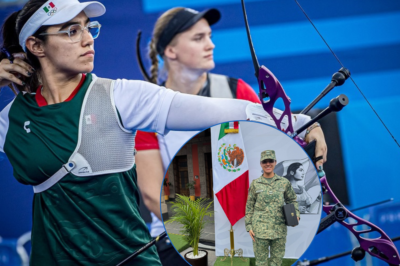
top-left (253, 237), bottom-right (286, 266)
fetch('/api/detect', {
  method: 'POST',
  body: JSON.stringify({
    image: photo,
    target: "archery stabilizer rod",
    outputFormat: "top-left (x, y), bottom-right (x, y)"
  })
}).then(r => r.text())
top-left (296, 249), bottom-right (353, 266)
top-left (116, 231), bottom-right (167, 266)
top-left (317, 198), bottom-right (395, 242)
top-left (296, 236), bottom-right (400, 266)
top-left (300, 67), bottom-right (350, 115)
top-left (350, 198), bottom-right (394, 212)
top-left (317, 203), bottom-right (347, 234)
top-left (293, 94), bottom-right (349, 138)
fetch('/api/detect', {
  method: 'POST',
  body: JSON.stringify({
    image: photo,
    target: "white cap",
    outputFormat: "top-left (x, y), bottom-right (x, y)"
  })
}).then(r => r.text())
top-left (19, 0), bottom-right (106, 52)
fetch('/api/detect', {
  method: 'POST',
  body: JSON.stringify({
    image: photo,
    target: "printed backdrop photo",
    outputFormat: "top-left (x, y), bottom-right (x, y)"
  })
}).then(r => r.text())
top-left (211, 121), bottom-right (322, 258)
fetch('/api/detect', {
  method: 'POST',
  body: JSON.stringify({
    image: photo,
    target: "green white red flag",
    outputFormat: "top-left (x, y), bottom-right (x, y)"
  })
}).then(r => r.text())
top-left (43, 2), bottom-right (56, 13)
top-left (213, 122), bottom-right (249, 226)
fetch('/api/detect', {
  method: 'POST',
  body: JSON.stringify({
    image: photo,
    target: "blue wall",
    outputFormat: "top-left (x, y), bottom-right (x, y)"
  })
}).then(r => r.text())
top-left (1, 0), bottom-right (399, 265)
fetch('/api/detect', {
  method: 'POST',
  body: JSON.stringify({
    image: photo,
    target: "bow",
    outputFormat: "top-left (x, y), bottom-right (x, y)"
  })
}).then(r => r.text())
top-left (116, 232), bottom-right (167, 265)
top-left (136, 31), bottom-right (152, 83)
top-left (240, 0), bottom-right (400, 265)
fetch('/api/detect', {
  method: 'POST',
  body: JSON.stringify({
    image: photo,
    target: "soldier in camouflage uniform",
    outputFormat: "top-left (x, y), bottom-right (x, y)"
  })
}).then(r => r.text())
top-left (245, 150), bottom-right (300, 266)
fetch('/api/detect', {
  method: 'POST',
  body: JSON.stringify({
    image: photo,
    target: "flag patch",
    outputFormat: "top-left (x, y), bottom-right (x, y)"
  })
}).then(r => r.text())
top-left (43, 2), bottom-right (57, 16)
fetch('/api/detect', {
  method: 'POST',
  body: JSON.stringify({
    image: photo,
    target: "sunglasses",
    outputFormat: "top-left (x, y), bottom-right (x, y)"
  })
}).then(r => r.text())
top-left (261, 159), bottom-right (275, 164)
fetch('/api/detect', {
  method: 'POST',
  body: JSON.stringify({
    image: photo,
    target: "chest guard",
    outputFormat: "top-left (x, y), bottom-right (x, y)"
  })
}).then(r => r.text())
top-left (209, 73), bottom-right (234, 99)
top-left (33, 76), bottom-right (136, 193)
top-left (158, 73), bottom-right (233, 169)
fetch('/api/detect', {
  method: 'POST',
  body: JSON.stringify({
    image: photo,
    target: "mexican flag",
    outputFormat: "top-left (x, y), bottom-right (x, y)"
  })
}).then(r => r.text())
top-left (213, 122), bottom-right (249, 226)
top-left (43, 2), bottom-right (56, 13)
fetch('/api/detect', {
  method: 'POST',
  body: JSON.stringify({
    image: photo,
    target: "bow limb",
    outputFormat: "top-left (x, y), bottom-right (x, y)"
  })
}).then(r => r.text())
top-left (242, 0), bottom-right (316, 148)
top-left (135, 30), bottom-right (152, 83)
top-left (116, 232), bottom-right (167, 265)
top-left (241, 0), bottom-right (297, 137)
top-left (320, 175), bottom-right (400, 265)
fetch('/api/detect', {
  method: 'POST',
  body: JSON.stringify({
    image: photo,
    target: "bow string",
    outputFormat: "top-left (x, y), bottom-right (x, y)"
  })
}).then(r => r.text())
top-left (293, 0), bottom-right (400, 149)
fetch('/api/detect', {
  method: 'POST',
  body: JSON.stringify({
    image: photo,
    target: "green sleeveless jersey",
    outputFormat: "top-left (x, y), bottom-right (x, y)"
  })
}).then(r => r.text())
top-left (1, 74), bottom-right (161, 265)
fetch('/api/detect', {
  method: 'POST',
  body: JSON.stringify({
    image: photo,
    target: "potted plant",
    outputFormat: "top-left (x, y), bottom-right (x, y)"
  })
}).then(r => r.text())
top-left (186, 181), bottom-right (196, 201)
top-left (165, 194), bottom-right (213, 266)
top-left (163, 179), bottom-right (172, 201)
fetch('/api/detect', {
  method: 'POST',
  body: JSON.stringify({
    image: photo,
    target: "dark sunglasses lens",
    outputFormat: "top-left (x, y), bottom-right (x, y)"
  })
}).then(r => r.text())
top-left (262, 159), bottom-right (274, 164)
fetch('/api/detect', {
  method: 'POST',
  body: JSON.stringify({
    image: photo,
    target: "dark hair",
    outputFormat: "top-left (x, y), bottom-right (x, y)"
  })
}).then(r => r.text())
top-left (0, 0), bottom-right (50, 93)
top-left (285, 162), bottom-right (303, 179)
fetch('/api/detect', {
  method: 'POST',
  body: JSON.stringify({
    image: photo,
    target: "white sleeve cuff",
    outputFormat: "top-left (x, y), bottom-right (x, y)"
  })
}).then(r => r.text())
top-left (293, 113), bottom-right (311, 139)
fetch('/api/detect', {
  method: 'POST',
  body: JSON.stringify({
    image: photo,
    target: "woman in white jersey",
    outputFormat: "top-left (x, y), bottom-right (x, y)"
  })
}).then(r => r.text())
top-left (137, 7), bottom-right (327, 171)
top-left (135, 7), bottom-right (327, 265)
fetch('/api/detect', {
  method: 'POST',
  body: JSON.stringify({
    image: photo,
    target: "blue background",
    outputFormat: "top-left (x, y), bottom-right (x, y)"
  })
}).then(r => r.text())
top-left (0, 0), bottom-right (400, 265)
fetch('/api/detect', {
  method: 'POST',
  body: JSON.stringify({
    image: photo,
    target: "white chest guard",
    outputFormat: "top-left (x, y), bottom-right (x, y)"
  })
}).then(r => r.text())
top-left (33, 75), bottom-right (136, 193)
top-left (157, 73), bottom-right (234, 170)
top-left (209, 73), bottom-right (233, 99)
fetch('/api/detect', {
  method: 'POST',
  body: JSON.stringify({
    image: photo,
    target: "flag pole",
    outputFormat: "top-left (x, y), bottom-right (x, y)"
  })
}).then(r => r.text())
top-left (230, 225), bottom-right (234, 250)
top-left (216, 123), bottom-right (247, 264)
top-left (221, 224), bottom-right (247, 264)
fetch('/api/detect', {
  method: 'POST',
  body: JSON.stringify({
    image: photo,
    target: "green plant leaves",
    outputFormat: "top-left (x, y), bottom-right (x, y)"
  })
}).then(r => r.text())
top-left (164, 194), bottom-right (214, 256)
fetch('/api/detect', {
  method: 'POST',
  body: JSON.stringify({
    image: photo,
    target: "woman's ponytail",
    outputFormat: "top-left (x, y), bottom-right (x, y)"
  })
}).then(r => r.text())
top-left (148, 7), bottom-right (184, 85)
top-left (149, 38), bottom-right (159, 84)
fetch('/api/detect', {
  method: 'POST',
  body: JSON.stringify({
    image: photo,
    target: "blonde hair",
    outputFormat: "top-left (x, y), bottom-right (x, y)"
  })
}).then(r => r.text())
top-left (149, 7), bottom-right (184, 84)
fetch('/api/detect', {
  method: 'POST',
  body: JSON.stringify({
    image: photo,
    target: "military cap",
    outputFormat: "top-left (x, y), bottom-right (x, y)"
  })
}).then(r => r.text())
top-left (260, 150), bottom-right (276, 161)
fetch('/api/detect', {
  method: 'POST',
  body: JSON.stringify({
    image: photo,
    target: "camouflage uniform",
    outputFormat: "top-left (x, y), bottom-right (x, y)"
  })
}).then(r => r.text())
top-left (245, 150), bottom-right (300, 266)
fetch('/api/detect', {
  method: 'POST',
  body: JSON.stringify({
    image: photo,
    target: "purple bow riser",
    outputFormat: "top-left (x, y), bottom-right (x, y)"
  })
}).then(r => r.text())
top-left (258, 66), bottom-right (294, 135)
top-left (320, 175), bottom-right (400, 265)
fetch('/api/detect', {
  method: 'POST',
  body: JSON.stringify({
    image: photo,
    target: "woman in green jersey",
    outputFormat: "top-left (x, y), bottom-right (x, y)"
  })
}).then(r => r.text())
top-left (0, 0), bottom-right (316, 265)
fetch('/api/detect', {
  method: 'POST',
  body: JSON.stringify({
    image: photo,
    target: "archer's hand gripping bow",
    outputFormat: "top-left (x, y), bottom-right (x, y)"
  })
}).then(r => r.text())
top-left (241, 0), bottom-right (400, 265)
